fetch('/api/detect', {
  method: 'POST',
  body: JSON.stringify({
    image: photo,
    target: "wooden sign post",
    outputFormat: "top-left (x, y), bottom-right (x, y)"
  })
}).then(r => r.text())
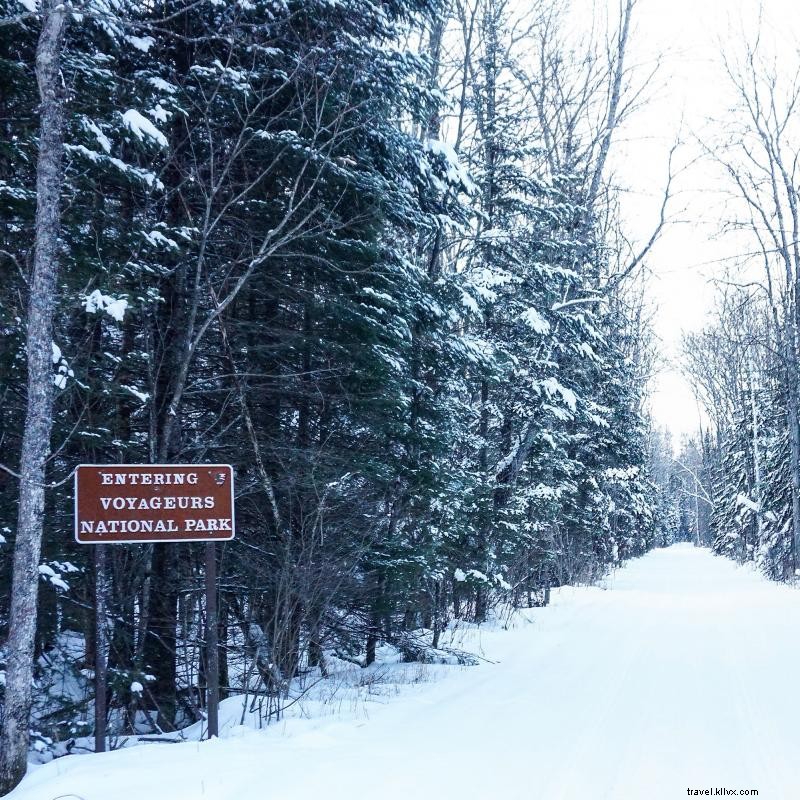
top-left (74, 464), bottom-right (235, 745)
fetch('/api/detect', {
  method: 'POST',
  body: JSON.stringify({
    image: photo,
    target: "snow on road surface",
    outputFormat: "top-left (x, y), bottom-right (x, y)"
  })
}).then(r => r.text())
top-left (10, 544), bottom-right (800, 800)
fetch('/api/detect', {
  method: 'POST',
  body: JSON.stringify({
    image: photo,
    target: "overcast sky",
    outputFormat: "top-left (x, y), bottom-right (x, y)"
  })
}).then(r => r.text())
top-left (601, 0), bottom-right (800, 443)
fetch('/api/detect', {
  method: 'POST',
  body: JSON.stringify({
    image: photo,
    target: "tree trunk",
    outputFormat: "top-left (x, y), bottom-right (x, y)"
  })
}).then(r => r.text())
top-left (141, 543), bottom-right (179, 731)
top-left (747, 358), bottom-right (764, 549)
top-left (94, 544), bottom-right (109, 752)
top-left (365, 631), bottom-right (377, 667)
top-left (787, 394), bottom-right (800, 573)
top-left (218, 594), bottom-right (230, 697)
top-left (0, 3), bottom-right (67, 792)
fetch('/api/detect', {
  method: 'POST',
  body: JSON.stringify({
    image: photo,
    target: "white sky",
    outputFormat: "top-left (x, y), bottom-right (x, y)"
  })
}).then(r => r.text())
top-left (605, 0), bottom-right (800, 443)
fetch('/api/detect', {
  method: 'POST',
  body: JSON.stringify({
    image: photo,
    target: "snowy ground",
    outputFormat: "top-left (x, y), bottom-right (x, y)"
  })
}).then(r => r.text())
top-left (10, 544), bottom-right (800, 800)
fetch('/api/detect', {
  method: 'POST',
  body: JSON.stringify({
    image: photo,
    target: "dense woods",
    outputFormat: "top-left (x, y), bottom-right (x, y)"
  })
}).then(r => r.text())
top-left (0, 0), bottom-right (678, 790)
top-left (675, 36), bottom-right (800, 581)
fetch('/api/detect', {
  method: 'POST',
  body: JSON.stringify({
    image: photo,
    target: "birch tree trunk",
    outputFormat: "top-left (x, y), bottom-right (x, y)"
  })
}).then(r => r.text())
top-left (747, 356), bottom-right (764, 550)
top-left (0, 2), bottom-right (67, 792)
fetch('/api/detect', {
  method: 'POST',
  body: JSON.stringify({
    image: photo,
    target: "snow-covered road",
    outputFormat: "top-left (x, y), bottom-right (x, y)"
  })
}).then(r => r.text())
top-left (11, 545), bottom-right (800, 800)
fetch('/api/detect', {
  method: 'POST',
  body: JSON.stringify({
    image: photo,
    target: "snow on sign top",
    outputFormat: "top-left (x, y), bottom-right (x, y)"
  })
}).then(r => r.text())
top-left (74, 464), bottom-right (235, 544)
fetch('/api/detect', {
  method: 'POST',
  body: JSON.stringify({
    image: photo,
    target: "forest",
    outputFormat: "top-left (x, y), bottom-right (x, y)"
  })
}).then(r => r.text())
top-left (2, 0), bottom-right (799, 796)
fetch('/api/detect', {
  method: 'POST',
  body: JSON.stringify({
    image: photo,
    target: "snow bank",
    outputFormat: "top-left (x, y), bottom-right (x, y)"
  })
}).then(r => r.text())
top-left (11, 545), bottom-right (800, 800)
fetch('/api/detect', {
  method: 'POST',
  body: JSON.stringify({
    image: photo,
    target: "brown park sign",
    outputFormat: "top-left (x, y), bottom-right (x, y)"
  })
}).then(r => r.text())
top-left (75, 464), bottom-right (235, 544)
